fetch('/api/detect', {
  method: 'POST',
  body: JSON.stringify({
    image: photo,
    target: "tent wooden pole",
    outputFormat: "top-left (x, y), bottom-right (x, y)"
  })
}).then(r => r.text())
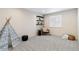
top-left (0, 17), bottom-right (11, 36)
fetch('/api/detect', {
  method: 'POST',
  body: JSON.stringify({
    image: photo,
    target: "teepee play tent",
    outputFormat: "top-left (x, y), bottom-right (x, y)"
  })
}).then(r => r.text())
top-left (0, 17), bottom-right (20, 51)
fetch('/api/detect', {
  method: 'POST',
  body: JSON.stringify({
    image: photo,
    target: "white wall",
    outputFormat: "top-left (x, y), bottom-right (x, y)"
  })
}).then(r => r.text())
top-left (0, 8), bottom-right (37, 38)
top-left (44, 9), bottom-right (78, 39)
top-left (0, 8), bottom-right (78, 39)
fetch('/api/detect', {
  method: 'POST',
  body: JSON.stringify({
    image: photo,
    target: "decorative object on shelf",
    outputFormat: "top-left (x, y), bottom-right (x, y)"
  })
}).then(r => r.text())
top-left (36, 16), bottom-right (44, 26)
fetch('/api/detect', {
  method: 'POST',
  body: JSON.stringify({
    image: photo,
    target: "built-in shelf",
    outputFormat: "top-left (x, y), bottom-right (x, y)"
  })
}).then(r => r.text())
top-left (36, 16), bottom-right (44, 26)
top-left (36, 16), bottom-right (44, 18)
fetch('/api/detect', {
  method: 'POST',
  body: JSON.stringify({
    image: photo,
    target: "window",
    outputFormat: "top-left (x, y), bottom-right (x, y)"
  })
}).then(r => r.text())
top-left (49, 15), bottom-right (62, 27)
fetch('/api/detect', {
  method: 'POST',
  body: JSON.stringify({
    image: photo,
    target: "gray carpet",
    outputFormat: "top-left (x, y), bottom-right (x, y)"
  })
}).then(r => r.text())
top-left (10, 35), bottom-right (79, 51)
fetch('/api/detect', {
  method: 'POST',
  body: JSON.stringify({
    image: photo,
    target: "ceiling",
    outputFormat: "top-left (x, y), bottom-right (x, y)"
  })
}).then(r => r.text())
top-left (26, 8), bottom-right (73, 15)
